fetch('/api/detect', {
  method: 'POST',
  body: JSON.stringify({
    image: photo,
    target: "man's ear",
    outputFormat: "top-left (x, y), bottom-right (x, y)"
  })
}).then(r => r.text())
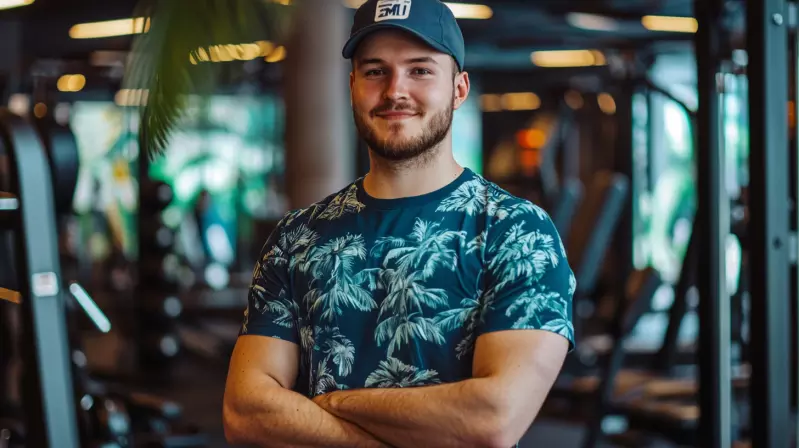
top-left (349, 71), bottom-right (355, 106)
top-left (453, 71), bottom-right (470, 110)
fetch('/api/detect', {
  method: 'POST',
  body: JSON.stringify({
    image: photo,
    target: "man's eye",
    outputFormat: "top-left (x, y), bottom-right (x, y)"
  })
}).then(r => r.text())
top-left (365, 69), bottom-right (384, 76)
top-left (412, 68), bottom-right (432, 75)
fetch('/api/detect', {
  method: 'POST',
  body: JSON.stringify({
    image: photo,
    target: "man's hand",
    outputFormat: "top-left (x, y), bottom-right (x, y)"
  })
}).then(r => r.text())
top-left (308, 329), bottom-right (569, 448)
top-left (224, 335), bottom-right (390, 448)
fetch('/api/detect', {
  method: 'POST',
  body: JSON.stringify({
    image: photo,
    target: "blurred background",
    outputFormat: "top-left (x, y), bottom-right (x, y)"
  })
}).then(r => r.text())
top-left (0, 0), bottom-right (793, 447)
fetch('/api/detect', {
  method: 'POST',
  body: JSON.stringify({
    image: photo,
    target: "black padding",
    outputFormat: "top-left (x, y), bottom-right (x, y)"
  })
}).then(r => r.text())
top-left (621, 267), bottom-right (661, 334)
top-left (550, 177), bottom-right (584, 243)
top-left (566, 171), bottom-right (630, 295)
top-left (33, 117), bottom-right (80, 218)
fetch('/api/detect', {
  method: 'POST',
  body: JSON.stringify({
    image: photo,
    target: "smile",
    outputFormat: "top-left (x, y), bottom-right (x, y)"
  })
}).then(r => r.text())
top-left (375, 112), bottom-right (417, 120)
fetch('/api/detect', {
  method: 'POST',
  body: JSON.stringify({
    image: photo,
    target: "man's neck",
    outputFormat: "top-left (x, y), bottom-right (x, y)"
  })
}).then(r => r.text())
top-left (363, 146), bottom-right (464, 200)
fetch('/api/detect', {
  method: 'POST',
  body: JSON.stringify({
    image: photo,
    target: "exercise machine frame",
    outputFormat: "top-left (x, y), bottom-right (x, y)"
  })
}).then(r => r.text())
top-left (0, 109), bottom-right (80, 448)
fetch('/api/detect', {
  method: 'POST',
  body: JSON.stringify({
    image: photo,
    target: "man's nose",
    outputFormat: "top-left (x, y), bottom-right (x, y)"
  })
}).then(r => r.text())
top-left (384, 72), bottom-right (410, 101)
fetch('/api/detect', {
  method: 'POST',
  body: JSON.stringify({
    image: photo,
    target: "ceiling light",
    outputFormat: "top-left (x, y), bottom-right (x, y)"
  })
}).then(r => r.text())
top-left (446, 3), bottom-right (492, 19)
top-left (531, 49), bottom-right (606, 68)
top-left (641, 15), bottom-right (698, 33)
top-left (598, 93), bottom-right (616, 114)
top-left (115, 89), bottom-right (149, 107)
top-left (343, 1), bottom-right (492, 19)
top-left (265, 45), bottom-right (286, 63)
top-left (57, 74), bottom-right (86, 92)
top-left (566, 12), bottom-right (618, 31)
top-left (0, 0), bottom-right (34, 11)
top-left (501, 92), bottom-right (540, 111)
top-left (69, 17), bottom-right (150, 39)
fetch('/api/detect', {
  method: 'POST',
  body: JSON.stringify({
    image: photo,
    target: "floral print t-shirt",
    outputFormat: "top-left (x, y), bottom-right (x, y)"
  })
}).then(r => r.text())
top-left (240, 168), bottom-right (575, 397)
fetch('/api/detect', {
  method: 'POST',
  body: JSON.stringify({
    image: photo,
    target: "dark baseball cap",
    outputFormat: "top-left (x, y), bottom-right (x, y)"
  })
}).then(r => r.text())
top-left (342, 0), bottom-right (466, 70)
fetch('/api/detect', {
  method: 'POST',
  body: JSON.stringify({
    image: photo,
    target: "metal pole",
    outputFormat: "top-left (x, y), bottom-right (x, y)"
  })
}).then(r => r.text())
top-left (695, 0), bottom-right (732, 446)
top-left (747, 0), bottom-right (793, 446)
top-left (0, 110), bottom-right (79, 448)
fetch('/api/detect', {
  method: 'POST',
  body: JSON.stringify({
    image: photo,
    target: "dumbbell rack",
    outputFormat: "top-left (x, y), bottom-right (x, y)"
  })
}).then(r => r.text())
top-left (0, 108), bottom-right (80, 448)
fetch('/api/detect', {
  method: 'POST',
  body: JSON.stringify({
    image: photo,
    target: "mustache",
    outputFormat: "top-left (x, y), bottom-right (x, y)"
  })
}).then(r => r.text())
top-left (370, 102), bottom-right (419, 115)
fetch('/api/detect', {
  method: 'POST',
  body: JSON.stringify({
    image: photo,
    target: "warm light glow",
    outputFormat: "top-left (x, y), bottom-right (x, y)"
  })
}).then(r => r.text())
top-left (565, 90), bottom-right (584, 109)
top-left (33, 103), bottom-right (47, 118)
top-left (566, 13), bottom-right (618, 31)
top-left (57, 74), bottom-right (86, 92)
top-left (519, 149), bottom-right (539, 174)
top-left (191, 41), bottom-right (274, 64)
top-left (641, 15), bottom-right (698, 33)
top-left (265, 45), bottom-right (286, 63)
top-left (501, 92), bottom-right (541, 111)
top-left (69, 17), bottom-right (150, 39)
top-left (531, 49), bottom-right (606, 68)
top-left (0, 0), bottom-right (34, 11)
top-left (597, 93), bottom-right (616, 114)
top-left (446, 3), bottom-right (492, 19)
top-left (115, 89), bottom-right (149, 107)
top-left (480, 94), bottom-right (502, 112)
top-left (516, 129), bottom-right (547, 149)
top-left (343, 1), bottom-right (492, 19)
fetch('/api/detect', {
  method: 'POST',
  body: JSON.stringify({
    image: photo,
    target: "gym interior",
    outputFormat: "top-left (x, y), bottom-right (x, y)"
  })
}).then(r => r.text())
top-left (0, 0), bottom-right (795, 447)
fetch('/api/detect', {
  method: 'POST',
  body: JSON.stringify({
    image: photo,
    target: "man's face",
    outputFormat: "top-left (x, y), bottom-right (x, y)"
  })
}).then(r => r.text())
top-left (350, 30), bottom-right (468, 162)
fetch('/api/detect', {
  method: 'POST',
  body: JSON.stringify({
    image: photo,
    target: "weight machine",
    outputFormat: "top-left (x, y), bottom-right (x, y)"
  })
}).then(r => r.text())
top-left (0, 108), bottom-right (207, 447)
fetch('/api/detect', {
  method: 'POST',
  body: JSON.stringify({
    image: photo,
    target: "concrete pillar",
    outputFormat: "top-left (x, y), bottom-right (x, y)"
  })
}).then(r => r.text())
top-left (284, 0), bottom-right (354, 209)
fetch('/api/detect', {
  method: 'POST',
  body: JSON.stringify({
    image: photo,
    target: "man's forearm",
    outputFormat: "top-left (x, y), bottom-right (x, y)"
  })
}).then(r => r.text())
top-left (315, 378), bottom-right (508, 448)
top-left (224, 379), bottom-right (390, 448)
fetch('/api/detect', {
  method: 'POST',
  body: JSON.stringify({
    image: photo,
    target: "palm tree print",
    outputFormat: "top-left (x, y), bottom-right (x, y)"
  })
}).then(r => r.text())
top-left (313, 360), bottom-right (338, 396)
top-left (241, 305), bottom-right (250, 334)
top-left (436, 179), bottom-right (488, 215)
top-left (433, 274), bottom-right (494, 359)
top-left (369, 219), bottom-right (465, 356)
top-left (304, 326), bottom-right (356, 395)
top-left (279, 223), bottom-right (320, 271)
top-left (505, 287), bottom-right (573, 341)
top-left (488, 222), bottom-right (560, 289)
top-left (316, 184), bottom-right (365, 220)
top-left (365, 357), bottom-right (441, 388)
top-left (300, 234), bottom-right (377, 322)
top-left (319, 326), bottom-right (356, 377)
top-left (252, 287), bottom-right (297, 329)
top-left (436, 178), bottom-right (548, 223)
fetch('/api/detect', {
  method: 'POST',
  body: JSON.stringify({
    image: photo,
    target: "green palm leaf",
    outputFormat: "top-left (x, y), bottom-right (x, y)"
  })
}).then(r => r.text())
top-left (124, 0), bottom-right (291, 158)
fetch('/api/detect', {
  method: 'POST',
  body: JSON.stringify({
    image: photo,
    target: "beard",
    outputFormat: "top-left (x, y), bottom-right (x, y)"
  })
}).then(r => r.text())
top-left (353, 93), bottom-right (454, 163)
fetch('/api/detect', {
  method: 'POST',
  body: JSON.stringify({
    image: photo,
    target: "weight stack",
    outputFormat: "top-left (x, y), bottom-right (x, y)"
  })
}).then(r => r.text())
top-left (136, 179), bottom-right (183, 375)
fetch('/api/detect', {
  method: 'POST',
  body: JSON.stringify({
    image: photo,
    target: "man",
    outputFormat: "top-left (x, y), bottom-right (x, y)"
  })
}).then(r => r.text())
top-left (223, 0), bottom-right (575, 447)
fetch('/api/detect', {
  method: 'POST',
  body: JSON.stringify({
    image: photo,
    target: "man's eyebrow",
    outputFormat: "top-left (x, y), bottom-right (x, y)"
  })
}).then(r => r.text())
top-left (357, 58), bottom-right (385, 66)
top-left (405, 56), bottom-right (438, 65)
top-left (356, 57), bottom-right (439, 65)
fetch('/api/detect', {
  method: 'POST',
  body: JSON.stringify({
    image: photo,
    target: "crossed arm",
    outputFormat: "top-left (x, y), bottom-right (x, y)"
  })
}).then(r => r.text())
top-left (223, 330), bottom-right (568, 448)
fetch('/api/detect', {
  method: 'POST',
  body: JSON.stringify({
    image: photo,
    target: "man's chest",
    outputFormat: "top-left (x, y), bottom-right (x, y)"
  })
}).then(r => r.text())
top-left (284, 218), bottom-right (487, 393)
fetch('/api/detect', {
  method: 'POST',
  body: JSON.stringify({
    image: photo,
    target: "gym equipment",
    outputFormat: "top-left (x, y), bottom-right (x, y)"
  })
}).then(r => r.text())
top-left (0, 108), bottom-right (80, 448)
top-left (566, 170), bottom-right (630, 347)
top-left (0, 108), bottom-right (208, 447)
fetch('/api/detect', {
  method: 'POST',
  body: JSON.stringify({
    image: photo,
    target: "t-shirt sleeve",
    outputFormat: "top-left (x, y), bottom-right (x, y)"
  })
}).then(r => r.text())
top-left (239, 216), bottom-right (301, 344)
top-left (476, 206), bottom-right (576, 351)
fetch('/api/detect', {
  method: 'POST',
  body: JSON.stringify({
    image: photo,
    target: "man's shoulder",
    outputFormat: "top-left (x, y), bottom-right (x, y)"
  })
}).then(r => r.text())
top-left (277, 179), bottom-right (367, 231)
top-left (468, 174), bottom-right (552, 226)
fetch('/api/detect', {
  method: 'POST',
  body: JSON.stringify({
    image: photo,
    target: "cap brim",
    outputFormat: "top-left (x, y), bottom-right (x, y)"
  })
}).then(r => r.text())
top-left (342, 23), bottom-right (451, 62)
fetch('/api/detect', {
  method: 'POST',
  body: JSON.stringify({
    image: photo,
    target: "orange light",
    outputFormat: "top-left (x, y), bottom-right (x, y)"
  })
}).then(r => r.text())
top-left (516, 128), bottom-right (547, 150)
top-left (789, 101), bottom-right (795, 129)
top-left (519, 149), bottom-right (539, 173)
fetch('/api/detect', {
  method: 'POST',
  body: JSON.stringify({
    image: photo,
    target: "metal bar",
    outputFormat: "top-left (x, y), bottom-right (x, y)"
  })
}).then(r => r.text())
top-left (695, 0), bottom-right (732, 446)
top-left (0, 110), bottom-right (79, 448)
top-left (0, 191), bottom-right (17, 230)
top-left (747, 0), bottom-right (793, 446)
